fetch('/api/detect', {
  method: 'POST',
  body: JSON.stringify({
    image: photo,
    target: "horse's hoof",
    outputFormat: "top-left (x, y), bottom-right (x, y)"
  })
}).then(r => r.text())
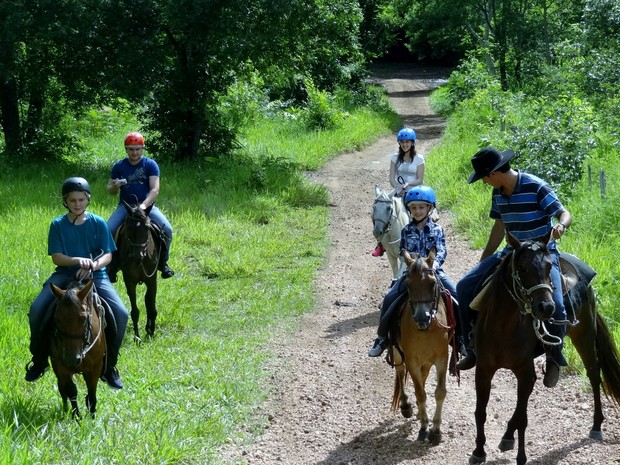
top-left (589, 429), bottom-right (604, 441)
top-left (401, 405), bottom-right (414, 418)
top-left (416, 428), bottom-right (428, 442)
top-left (498, 438), bottom-right (515, 451)
top-left (428, 430), bottom-right (442, 445)
top-left (469, 452), bottom-right (487, 464)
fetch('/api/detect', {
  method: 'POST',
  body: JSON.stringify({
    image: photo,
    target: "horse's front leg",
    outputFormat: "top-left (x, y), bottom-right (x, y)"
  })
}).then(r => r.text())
top-left (428, 358), bottom-right (448, 445)
top-left (144, 278), bottom-right (158, 338)
top-left (124, 281), bottom-right (141, 342)
top-left (410, 365), bottom-right (429, 442)
top-left (57, 375), bottom-right (80, 419)
top-left (470, 367), bottom-right (494, 464)
top-left (499, 364), bottom-right (535, 465)
top-left (83, 365), bottom-right (102, 418)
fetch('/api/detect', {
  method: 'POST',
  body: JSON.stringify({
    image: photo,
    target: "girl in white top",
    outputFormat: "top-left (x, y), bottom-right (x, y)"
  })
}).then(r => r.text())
top-left (389, 127), bottom-right (425, 196)
top-left (373, 127), bottom-right (425, 257)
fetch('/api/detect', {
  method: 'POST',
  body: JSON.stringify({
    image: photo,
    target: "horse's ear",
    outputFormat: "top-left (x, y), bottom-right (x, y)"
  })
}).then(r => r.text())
top-left (374, 184), bottom-right (381, 196)
top-left (50, 283), bottom-right (65, 300)
top-left (506, 231), bottom-right (521, 249)
top-left (427, 247), bottom-right (436, 265)
top-left (77, 280), bottom-right (94, 300)
top-left (145, 204), bottom-right (154, 216)
top-left (542, 227), bottom-right (552, 245)
top-left (122, 199), bottom-right (133, 213)
top-left (403, 250), bottom-right (414, 267)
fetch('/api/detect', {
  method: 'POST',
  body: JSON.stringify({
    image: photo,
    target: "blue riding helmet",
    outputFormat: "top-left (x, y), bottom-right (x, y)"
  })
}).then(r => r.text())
top-left (396, 128), bottom-right (416, 141)
top-left (404, 185), bottom-right (436, 207)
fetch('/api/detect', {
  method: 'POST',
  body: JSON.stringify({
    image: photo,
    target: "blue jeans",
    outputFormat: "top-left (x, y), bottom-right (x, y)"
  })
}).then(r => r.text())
top-left (108, 204), bottom-right (173, 262)
top-left (376, 269), bottom-right (458, 339)
top-left (29, 271), bottom-right (129, 368)
top-left (456, 246), bottom-right (567, 366)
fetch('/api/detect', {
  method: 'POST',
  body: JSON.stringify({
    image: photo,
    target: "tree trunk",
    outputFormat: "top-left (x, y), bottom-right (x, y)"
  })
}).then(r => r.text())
top-left (0, 77), bottom-right (22, 154)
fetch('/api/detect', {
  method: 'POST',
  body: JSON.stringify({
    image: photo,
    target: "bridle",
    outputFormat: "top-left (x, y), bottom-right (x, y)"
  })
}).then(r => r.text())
top-left (507, 242), bottom-right (554, 314)
top-left (372, 197), bottom-right (401, 245)
top-left (124, 212), bottom-right (161, 278)
top-left (505, 242), bottom-right (568, 346)
top-left (407, 266), bottom-right (444, 329)
top-left (54, 287), bottom-right (104, 363)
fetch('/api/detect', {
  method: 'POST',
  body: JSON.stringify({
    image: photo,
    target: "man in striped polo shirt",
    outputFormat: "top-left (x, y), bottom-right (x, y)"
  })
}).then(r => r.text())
top-left (455, 147), bottom-right (572, 388)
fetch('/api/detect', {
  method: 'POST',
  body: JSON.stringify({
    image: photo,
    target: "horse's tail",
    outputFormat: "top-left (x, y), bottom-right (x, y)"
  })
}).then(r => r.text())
top-left (595, 312), bottom-right (620, 406)
top-left (390, 366), bottom-right (406, 412)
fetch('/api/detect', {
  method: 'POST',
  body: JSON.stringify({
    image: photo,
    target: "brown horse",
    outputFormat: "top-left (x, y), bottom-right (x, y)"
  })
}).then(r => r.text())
top-left (390, 250), bottom-right (454, 444)
top-left (469, 232), bottom-right (620, 465)
top-left (49, 280), bottom-right (106, 418)
top-left (117, 201), bottom-right (161, 341)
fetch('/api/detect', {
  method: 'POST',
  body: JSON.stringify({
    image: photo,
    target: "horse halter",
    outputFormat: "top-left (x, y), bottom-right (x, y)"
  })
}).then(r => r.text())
top-left (508, 243), bottom-right (554, 314)
top-left (124, 212), bottom-right (161, 278)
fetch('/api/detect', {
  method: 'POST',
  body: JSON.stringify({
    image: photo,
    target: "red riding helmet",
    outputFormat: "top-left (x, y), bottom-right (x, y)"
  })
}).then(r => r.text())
top-left (124, 132), bottom-right (145, 147)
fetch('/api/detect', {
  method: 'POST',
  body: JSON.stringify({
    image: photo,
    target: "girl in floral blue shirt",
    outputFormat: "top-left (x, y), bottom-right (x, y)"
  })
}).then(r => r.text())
top-left (368, 186), bottom-right (459, 357)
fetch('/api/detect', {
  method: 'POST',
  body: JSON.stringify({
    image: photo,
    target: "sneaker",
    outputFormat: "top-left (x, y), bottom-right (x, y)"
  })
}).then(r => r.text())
top-left (372, 243), bottom-right (386, 257)
top-left (25, 359), bottom-right (49, 382)
top-left (161, 264), bottom-right (175, 279)
top-left (368, 337), bottom-right (387, 357)
top-left (456, 349), bottom-right (476, 370)
top-left (543, 359), bottom-right (560, 388)
top-left (101, 367), bottom-right (123, 390)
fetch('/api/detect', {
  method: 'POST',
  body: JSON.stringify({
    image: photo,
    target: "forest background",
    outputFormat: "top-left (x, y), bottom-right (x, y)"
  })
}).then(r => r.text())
top-left (1, 0), bottom-right (620, 463)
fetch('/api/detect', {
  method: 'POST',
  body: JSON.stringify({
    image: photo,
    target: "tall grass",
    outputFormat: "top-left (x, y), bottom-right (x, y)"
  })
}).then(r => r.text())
top-left (0, 99), bottom-right (395, 464)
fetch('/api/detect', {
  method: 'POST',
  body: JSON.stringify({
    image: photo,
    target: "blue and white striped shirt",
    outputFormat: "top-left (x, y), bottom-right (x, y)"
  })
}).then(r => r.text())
top-left (490, 171), bottom-right (565, 242)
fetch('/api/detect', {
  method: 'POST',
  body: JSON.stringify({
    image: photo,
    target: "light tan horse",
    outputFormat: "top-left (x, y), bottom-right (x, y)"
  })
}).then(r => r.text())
top-left (390, 250), bottom-right (453, 444)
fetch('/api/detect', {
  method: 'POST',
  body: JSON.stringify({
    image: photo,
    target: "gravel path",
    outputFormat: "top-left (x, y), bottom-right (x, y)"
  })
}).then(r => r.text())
top-left (224, 63), bottom-right (620, 465)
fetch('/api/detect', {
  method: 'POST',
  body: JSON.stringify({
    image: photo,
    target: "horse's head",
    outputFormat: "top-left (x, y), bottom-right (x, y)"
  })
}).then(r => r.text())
top-left (403, 249), bottom-right (439, 330)
top-left (122, 200), bottom-right (153, 250)
top-left (50, 280), bottom-right (96, 369)
top-left (506, 231), bottom-right (555, 320)
top-left (372, 185), bottom-right (397, 238)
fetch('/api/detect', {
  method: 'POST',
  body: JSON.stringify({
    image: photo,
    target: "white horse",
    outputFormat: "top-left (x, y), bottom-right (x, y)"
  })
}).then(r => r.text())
top-left (372, 185), bottom-right (409, 278)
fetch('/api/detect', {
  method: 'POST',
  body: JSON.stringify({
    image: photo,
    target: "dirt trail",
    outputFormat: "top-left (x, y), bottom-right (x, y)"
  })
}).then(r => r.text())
top-left (224, 63), bottom-right (620, 465)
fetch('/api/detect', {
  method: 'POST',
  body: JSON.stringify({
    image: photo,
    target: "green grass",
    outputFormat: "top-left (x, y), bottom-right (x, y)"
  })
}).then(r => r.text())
top-left (0, 99), bottom-right (394, 464)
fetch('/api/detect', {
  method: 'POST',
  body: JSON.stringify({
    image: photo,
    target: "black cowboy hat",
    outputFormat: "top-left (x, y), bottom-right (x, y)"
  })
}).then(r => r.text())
top-left (467, 147), bottom-right (516, 184)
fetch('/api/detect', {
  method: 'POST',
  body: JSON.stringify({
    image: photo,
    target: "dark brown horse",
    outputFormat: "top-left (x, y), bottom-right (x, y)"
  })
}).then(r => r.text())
top-left (117, 201), bottom-right (161, 341)
top-left (469, 232), bottom-right (620, 465)
top-left (49, 279), bottom-right (105, 418)
top-left (390, 250), bottom-right (454, 444)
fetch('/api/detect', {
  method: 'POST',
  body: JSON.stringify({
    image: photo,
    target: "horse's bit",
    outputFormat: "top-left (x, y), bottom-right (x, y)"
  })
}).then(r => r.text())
top-left (408, 268), bottom-right (441, 326)
top-left (125, 218), bottom-right (161, 278)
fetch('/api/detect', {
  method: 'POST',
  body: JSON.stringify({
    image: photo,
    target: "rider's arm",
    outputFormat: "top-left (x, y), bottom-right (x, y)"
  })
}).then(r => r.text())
top-left (480, 219), bottom-right (505, 261)
top-left (405, 162), bottom-right (425, 189)
top-left (552, 209), bottom-right (572, 240)
top-left (107, 178), bottom-right (121, 195)
top-left (139, 176), bottom-right (160, 210)
top-left (51, 253), bottom-right (106, 270)
top-left (388, 160), bottom-right (399, 189)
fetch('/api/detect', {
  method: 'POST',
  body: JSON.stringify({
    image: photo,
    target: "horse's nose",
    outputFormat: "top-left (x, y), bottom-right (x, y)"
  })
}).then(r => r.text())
top-left (414, 309), bottom-right (431, 330)
top-left (533, 300), bottom-right (556, 320)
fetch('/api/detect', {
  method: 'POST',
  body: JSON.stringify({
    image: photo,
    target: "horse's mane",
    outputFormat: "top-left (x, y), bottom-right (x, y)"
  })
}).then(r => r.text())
top-left (59, 281), bottom-right (86, 306)
top-left (476, 250), bottom-right (514, 315)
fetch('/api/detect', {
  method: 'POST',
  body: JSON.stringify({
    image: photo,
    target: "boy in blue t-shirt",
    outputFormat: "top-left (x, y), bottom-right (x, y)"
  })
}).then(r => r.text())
top-left (26, 177), bottom-right (129, 389)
